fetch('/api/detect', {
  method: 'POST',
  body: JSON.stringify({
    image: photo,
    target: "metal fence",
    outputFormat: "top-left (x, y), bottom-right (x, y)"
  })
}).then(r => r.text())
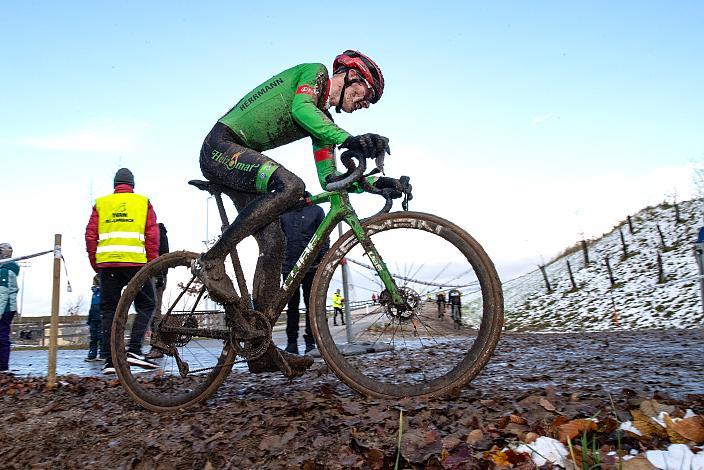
top-left (11, 321), bottom-right (88, 347)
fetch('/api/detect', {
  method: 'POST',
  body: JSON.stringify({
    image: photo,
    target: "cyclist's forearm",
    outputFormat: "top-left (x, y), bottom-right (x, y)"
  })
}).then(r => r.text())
top-left (313, 146), bottom-right (337, 189)
top-left (313, 145), bottom-right (377, 192)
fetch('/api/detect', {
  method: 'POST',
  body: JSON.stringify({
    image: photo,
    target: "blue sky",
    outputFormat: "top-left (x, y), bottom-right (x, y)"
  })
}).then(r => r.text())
top-left (1, 1), bottom-right (703, 314)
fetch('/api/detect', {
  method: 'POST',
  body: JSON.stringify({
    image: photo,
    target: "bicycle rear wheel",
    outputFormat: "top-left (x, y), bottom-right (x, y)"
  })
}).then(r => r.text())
top-left (310, 212), bottom-right (503, 398)
top-left (112, 251), bottom-right (236, 411)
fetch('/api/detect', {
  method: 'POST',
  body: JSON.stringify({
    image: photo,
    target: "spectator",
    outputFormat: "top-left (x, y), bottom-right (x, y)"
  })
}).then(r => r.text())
top-left (84, 275), bottom-right (104, 362)
top-left (0, 243), bottom-right (19, 373)
top-left (85, 168), bottom-right (160, 375)
top-left (436, 291), bottom-right (446, 318)
top-left (332, 288), bottom-right (345, 326)
top-left (145, 222), bottom-right (170, 360)
top-left (280, 198), bottom-right (329, 354)
top-left (371, 293), bottom-right (378, 304)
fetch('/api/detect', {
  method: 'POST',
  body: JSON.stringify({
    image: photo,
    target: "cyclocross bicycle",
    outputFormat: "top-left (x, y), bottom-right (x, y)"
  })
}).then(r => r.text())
top-left (111, 151), bottom-right (504, 411)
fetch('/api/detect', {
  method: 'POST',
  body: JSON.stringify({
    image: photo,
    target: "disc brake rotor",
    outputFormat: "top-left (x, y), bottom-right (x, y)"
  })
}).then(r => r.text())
top-left (380, 287), bottom-right (422, 322)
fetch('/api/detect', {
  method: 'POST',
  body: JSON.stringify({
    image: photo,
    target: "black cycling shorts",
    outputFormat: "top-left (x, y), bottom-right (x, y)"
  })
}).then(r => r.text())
top-left (200, 122), bottom-right (280, 194)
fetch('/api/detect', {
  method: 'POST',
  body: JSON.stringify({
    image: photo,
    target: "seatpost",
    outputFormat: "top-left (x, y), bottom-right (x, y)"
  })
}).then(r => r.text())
top-left (213, 192), bottom-right (253, 310)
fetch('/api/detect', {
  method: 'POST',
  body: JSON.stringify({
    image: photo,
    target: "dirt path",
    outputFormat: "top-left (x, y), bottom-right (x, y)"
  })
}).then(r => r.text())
top-left (1, 329), bottom-right (702, 468)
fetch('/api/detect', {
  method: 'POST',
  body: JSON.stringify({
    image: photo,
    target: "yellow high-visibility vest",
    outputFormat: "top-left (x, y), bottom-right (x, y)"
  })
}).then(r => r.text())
top-left (332, 292), bottom-right (343, 308)
top-left (95, 192), bottom-right (149, 264)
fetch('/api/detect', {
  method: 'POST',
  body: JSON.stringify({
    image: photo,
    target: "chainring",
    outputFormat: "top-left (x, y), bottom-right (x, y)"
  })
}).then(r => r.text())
top-left (229, 309), bottom-right (272, 360)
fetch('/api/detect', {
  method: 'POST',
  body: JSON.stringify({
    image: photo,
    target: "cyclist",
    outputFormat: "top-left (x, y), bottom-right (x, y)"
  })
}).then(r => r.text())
top-left (448, 289), bottom-right (462, 328)
top-left (194, 50), bottom-right (405, 376)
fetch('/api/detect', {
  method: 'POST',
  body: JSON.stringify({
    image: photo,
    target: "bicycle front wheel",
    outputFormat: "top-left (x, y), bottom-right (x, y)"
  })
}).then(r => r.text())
top-left (112, 251), bottom-right (236, 412)
top-left (310, 212), bottom-right (503, 398)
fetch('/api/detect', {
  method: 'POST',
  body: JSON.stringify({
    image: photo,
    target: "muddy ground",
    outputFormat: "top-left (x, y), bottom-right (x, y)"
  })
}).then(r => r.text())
top-left (1, 329), bottom-right (703, 469)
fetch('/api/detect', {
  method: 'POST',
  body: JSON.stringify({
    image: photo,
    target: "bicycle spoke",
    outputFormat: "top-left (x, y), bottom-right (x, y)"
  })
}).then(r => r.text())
top-left (113, 251), bottom-right (234, 411)
top-left (314, 213), bottom-right (503, 397)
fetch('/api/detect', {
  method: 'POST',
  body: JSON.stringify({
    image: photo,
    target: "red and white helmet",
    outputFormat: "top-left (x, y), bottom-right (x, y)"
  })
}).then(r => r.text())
top-left (333, 50), bottom-right (384, 104)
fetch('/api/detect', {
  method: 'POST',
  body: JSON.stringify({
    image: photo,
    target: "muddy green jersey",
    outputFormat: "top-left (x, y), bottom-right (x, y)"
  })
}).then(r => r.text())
top-left (218, 63), bottom-right (351, 189)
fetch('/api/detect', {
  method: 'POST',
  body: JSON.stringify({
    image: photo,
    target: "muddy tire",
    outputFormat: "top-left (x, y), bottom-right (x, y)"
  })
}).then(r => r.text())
top-left (309, 212), bottom-right (503, 398)
top-left (112, 251), bottom-right (236, 412)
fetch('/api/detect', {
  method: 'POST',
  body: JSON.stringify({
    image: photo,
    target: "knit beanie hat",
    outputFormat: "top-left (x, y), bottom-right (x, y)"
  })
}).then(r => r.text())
top-left (114, 168), bottom-right (135, 187)
top-left (0, 243), bottom-right (12, 259)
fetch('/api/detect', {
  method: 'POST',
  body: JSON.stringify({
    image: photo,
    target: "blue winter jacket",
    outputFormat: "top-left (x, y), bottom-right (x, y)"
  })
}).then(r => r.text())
top-left (87, 286), bottom-right (101, 323)
top-left (0, 261), bottom-right (20, 313)
top-left (280, 205), bottom-right (330, 274)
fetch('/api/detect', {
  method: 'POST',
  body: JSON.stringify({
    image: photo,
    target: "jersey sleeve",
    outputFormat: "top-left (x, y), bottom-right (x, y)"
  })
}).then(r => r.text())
top-left (291, 64), bottom-right (351, 147)
top-left (311, 140), bottom-right (377, 192)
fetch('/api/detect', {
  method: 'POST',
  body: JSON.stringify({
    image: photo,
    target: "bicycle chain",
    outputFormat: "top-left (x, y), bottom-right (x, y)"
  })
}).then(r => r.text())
top-left (227, 309), bottom-right (271, 361)
top-left (186, 357), bottom-right (249, 375)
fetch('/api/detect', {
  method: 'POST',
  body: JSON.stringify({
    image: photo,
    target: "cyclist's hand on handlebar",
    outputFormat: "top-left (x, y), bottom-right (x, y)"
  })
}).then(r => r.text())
top-left (374, 176), bottom-right (407, 199)
top-left (342, 133), bottom-right (391, 162)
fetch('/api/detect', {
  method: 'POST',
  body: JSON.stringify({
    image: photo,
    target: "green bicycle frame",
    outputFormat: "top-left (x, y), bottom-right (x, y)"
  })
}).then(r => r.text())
top-left (271, 190), bottom-right (403, 316)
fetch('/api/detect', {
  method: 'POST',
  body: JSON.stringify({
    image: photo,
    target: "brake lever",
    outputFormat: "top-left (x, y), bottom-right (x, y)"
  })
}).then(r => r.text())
top-left (400, 176), bottom-right (412, 211)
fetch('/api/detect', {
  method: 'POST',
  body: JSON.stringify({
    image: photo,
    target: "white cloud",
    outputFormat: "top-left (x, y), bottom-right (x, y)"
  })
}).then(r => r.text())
top-left (22, 120), bottom-right (150, 153)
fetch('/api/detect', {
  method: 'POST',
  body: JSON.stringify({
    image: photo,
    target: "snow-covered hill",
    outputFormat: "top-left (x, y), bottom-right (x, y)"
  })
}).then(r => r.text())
top-left (502, 198), bottom-right (704, 331)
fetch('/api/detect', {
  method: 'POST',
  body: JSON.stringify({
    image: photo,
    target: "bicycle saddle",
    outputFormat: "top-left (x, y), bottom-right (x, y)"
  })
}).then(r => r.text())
top-left (188, 179), bottom-right (229, 195)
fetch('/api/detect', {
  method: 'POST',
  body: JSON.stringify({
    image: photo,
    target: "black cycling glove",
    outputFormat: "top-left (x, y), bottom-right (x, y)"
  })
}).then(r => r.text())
top-left (342, 133), bottom-right (391, 164)
top-left (374, 177), bottom-right (405, 199)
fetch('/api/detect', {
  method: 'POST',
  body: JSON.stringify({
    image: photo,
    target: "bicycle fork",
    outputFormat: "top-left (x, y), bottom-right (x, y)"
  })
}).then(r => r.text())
top-left (344, 214), bottom-right (404, 307)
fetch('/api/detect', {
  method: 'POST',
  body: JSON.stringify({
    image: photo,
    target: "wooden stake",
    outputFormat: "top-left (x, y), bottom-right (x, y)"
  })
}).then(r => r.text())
top-left (619, 227), bottom-right (628, 259)
top-left (581, 239), bottom-right (589, 266)
top-left (656, 224), bottom-right (667, 249)
top-left (674, 202), bottom-right (682, 224)
top-left (657, 253), bottom-right (666, 284)
top-left (627, 215), bottom-right (635, 234)
top-left (47, 234), bottom-right (62, 389)
top-left (539, 265), bottom-right (552, 293)
top-left (566, 260), bottom-right (577, 291)
top-left (605, 255), bottom-right (616, 287)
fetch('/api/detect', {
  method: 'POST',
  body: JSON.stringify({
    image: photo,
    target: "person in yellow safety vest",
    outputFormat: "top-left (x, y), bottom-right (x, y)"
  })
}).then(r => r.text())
top-left (332, 288), bottom-right (345, 326)
top-left (85, 168), bottom-right (160, 375)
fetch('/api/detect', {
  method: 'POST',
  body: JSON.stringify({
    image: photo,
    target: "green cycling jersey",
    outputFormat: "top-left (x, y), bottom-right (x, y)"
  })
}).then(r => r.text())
top-left (218, 63), bottom-right (371, 191)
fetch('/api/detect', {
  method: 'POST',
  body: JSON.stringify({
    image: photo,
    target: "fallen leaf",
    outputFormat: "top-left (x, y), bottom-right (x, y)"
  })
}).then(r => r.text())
top-left (558, 419), bottom-right (597, 442)
top-left (621, 455), bottom-right (657, 469)
top-left (442, 435), bottom-right (461, 451)
top-left (466, 429), bottom-right (484, 445)
top-left (505, 423), bottom-right (530, 438)
top-left (539, 398), bottom-right (557, 412)
top-left (479, 399), bottom-right (499, 410)
top-left (631, 409), bottom-right (666, 439)
top-left (489, 449), bottom-right (510, 466)
top-left (639, 399), bottom-right (674, 418)
top-left (510, 414), bottom-right (528, 425)
top-left (365, 448), bottom-right (385, 470)
top-left (663, 414), bottom-right (692, 444)
top-left (671, 414), bottom-right (704, 443)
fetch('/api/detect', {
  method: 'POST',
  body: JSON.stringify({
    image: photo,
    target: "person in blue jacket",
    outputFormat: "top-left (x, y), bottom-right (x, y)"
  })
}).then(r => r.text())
top-left (0, 243), bottom-right (20, 372)
top-left (280, 193), bottom-right (329, 354)
top-left (85, 275), bottom-right (103, 362)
